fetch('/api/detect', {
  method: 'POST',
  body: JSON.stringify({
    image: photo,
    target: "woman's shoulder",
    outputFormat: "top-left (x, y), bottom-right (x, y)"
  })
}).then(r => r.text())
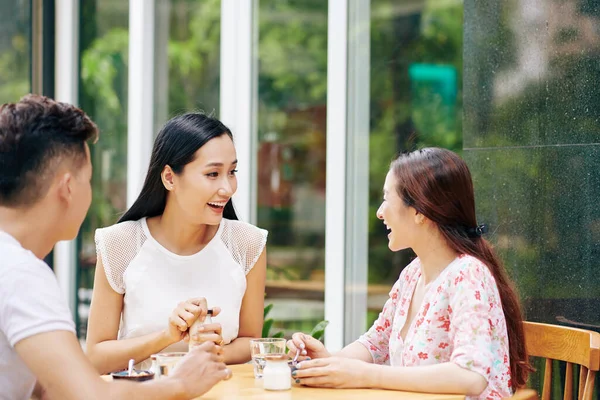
top-left (95, 219), bottom-right (144, 238)
top-left (443, 254), bottom-right (499, 292)
top-left (448, 254), bottom-right (493, 277)
top-left (221, 218), bottom-right (268, 241)
top-left (220, 219), bottom-right (268, 274)
top-left (94, 219), bottom-right (147, 294)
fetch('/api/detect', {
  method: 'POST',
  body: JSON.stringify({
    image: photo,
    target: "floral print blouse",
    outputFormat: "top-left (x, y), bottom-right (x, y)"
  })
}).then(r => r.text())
top-left (357, 255), bottom-right (512, 400)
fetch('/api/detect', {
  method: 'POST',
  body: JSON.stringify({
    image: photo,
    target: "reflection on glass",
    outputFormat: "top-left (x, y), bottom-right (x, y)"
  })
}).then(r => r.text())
top-left (257, 0), bottom-right (328, 336)
top-left (0, 0), bottom-right (30, 103)
top-left (464, 1), bottom-right (600, 394)
top-left (368, 0), bottom-right (464, 326)
top-left (76, 0), bottom-right (130, 339)
top-left (154, 0), bottom-right (221, 129)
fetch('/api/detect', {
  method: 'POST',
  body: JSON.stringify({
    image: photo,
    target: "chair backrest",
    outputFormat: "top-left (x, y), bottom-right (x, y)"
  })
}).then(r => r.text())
top-left (524, 321), bottom-right (600, 400)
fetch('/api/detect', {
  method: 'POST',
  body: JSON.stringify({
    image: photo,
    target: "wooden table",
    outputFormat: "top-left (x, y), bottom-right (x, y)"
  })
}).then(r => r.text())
top-left (104, 364), bottom-right (464, 399)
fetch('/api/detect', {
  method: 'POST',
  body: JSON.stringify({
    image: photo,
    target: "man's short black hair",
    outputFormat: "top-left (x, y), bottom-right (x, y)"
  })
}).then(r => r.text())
top-left (0, 94), bottom-right (98, 207)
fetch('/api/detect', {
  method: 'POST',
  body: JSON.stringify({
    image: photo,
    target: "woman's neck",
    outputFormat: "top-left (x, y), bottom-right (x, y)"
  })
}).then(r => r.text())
top-left (413, 231), bottom-right (459, 285)
top-left (149, 206), bottom-right (218, 256)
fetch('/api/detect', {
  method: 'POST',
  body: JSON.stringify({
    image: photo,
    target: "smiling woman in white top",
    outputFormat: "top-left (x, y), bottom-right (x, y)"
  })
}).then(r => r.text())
top-left (86, 113), bottom-right (268, 374)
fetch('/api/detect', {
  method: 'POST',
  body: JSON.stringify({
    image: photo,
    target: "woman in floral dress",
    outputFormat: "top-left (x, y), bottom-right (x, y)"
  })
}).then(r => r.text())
top-left (288, 148), bottom-right (530, 399)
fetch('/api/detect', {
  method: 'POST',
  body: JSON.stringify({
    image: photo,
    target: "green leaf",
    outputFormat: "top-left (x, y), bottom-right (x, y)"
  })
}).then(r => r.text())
top-left (262, 318), bottom-right (273, 338)
top-left (264, 303), bottom-right (273, 319)
top-left (309, 320), bottom-right (329, 341)
top-left (272, 331), bottom-right (285, 338)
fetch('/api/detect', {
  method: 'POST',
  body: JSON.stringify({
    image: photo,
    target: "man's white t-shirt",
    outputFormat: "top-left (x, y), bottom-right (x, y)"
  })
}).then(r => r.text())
top-left (0, 231), bottom-right (75, 400)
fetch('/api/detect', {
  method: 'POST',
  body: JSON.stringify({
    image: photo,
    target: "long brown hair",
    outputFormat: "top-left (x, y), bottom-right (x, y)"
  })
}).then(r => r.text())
top-left (391, 147), bottom-right (530, 389)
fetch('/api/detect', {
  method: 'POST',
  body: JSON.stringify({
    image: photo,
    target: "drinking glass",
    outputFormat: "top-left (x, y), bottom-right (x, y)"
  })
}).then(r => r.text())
top-left (249, 338), bottom-right (287, 378)
top-left (154, 352), bottom-right (186, 378)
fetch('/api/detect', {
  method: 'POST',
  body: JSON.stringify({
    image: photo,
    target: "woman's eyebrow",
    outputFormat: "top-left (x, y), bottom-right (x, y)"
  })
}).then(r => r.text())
top-left (204, 159), bottom-right (238, 168)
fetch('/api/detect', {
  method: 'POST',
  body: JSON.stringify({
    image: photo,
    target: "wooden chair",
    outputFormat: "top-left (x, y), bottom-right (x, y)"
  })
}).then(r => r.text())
top-left (506, 388), bottom-right (539, 400)
top-left (523, 321), bottom-right (600, 400)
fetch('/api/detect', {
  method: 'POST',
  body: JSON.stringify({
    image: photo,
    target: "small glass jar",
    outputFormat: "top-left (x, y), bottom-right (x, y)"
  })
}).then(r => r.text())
top-left (150, 354), bottom-right (159, 377)
top-left (263, 354), bottom-right (291, 391)
top-left (188, 309), bottom-right (214, 350)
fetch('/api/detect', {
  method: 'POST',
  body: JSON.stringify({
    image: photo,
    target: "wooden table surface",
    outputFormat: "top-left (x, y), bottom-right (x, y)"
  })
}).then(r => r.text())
top-left (105, 364), bottom-right (465, 399)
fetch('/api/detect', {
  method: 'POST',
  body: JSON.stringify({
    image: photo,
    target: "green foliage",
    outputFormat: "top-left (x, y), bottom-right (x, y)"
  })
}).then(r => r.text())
top-left (308, 320), bottom-right (329, 342)
top-left (0, 34), bottom-right (29, 104)
top-left (263, 303), bottom-right (328, 342)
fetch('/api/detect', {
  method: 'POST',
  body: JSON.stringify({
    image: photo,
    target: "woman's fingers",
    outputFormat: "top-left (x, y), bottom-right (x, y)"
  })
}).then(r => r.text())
top-left (287, 339), bottom-right (299, 354)
top-left (293, 366), bottom-right (328, 379)
top-left (177, 310), bottom-right (196, 326)
top-left (194, 323), bottom-right (221, 334)
top-left (187, 297), bottom-right (208, 308)
top-left (169, 315), bottom-right (188, 331)
top-left (297, 376), bottom-right (333, 387)
top-left (291, 332), bottom-right (308, 350)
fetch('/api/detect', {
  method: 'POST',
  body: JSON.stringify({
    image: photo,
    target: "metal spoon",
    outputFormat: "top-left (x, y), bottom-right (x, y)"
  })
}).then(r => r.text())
top-left (292, 348), bottom-right (300, 365)
top-left (127, 359), bottom-right (134, 376)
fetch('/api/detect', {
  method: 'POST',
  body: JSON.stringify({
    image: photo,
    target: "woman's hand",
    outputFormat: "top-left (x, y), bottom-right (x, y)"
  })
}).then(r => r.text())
top-left (287, 332), bottom-right (331, 361)
top-left (166, 297), bottom-right (208, 344)
top-left (188, 309), bottom-right (224, 347)
top-left (292, 357), bottom-right (372, 388)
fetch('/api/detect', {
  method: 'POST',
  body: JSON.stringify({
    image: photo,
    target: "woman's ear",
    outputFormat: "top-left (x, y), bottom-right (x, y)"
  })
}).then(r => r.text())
top-left (414, 210), bottom-right (425, 225)
top-left (161, 165), bottom-right (175, 191)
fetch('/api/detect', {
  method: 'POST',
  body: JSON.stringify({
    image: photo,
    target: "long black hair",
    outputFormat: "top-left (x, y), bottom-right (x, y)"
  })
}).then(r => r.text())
top-left (119, 113), bottom-right (238, 223)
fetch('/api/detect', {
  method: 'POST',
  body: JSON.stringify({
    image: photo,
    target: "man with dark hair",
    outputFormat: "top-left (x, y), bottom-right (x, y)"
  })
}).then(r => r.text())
top-left (0, 95), bottom-right (231, 400)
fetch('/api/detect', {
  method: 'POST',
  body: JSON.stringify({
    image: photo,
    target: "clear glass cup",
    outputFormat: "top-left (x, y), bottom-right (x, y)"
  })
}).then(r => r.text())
top-left (154, 352), bottom-right (186, 378)
top-left (249, 338), bottom-right (287, 378)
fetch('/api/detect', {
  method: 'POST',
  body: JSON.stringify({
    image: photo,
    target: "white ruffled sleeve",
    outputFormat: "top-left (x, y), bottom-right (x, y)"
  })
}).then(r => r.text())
top-left (94, 220), bottom-right (146, 294)
top-left (221, 219), bottom-right (268, 275)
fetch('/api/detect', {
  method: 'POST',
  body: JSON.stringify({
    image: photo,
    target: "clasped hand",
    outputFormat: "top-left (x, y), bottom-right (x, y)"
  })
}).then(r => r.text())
top-left (166, 297), bottom-right (224, 346)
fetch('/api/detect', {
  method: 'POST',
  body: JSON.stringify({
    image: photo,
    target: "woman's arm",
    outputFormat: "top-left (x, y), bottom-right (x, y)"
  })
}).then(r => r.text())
top-left (335, 341), bottom-right (374, 362)
top-left (222, 248), bottom-right (266, 364)
top-left (365, 362), bottom-right (487, 396)
top-left (85, 257), bottom-right (176, 374)
top-left (294, 357), bottom-right (487, 395)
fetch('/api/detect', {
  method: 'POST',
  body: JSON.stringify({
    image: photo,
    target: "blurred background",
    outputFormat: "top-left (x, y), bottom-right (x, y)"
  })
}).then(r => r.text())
top-left (1, 1), bottom-right (599, 395)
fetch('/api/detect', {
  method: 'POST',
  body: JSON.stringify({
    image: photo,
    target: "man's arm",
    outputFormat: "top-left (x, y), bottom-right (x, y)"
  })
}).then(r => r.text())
top-left (16, 330), bottom-right (226, 400)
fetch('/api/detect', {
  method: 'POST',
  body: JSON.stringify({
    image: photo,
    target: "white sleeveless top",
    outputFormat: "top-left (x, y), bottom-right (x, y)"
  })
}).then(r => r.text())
top-left (94, 217), bottom-right (268, 369)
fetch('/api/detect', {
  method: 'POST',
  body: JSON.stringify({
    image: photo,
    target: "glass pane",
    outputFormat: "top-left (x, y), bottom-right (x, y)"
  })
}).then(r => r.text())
top-left (0, 0), bottom-right (31, 103)
top-left (76, 0), bottom-right (129, 339)
top-left (257, 0), bottom-right (328, 337)
top-left (367, 0), bottom-right (464, 327)
top-left (154, 0), bottom-right (221, 131)
top-left (464, 1), bottom-right (600, 395)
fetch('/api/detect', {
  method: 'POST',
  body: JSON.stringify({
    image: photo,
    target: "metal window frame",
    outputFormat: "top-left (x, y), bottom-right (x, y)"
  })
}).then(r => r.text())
top-left (53, 0), bottom-right (80, 315)
top-left (219, 0), bottom-right (257, 223)
top-left (324, 0), bottom-right (349, 351)
top-left (344, 0), bottom-right (370, 345)
top-left (325, 0), bottom-right (370, 350)
top-left (126, 0), bottom-right (156, 207)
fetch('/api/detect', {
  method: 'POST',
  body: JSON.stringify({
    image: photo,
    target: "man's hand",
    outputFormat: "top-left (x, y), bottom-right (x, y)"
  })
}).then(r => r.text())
top-left (169, 342), bottom-right (232, 398)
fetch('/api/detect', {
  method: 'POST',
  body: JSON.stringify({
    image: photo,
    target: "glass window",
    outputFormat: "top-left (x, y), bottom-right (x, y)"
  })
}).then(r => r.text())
top-left (154, 0), bottom-right (221, 131)
top-left (463, 0), bottom-right (600, 393)
top-left (367, 0), bottom-right (464, 327)
top-left (0, 0), bottom-right (31, 103)
top-left (76, 0), bottom-right (129, 339)
top-left (257, 0), bottom-right (328, 336)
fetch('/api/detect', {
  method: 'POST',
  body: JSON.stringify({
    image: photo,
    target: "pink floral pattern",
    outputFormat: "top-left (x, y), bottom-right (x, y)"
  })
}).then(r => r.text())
top-left (357, 255), bottom-right (512, 400)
